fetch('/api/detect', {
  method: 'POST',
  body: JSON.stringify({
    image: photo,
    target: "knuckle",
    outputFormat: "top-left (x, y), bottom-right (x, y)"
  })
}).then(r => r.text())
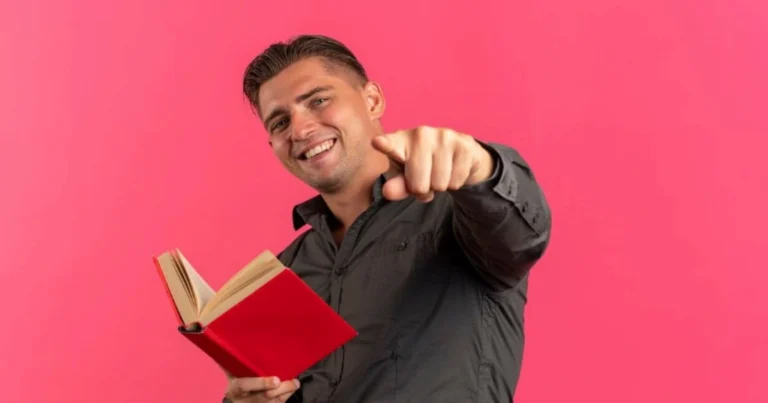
top-left (460, 133), bottom-right (476, 148)
top-left (411, 182), bottom-right (429, 194)
top-left (447, 181), bottom-right (463, 190)
top-left (412, 127), bottom-right (426, 141)
top-left (414, 125), bottom-right (435, 140)
top-left (438, 128), bottom-right (459, 147)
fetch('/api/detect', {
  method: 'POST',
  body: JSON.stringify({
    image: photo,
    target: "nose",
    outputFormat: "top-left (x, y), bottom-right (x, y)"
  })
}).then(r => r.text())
top-left (289, 111), bottom-right (319, 142)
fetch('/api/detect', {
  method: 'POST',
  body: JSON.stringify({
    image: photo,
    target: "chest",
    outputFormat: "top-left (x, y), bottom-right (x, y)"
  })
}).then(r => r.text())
top-left (290, 219), bottom-right (439, 325)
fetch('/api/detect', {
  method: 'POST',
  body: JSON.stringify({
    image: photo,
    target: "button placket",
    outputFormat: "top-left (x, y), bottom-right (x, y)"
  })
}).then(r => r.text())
top-left (325, 199), bottom-right (384, 401)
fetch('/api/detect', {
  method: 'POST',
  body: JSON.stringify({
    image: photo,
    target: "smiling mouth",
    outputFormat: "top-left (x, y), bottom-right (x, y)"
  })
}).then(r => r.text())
top-left (300, 139), bottom-right (337, 160)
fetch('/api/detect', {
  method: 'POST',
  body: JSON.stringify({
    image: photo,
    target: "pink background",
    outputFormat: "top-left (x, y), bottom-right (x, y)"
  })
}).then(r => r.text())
top-left (1, 1), bottom-right (766, 402)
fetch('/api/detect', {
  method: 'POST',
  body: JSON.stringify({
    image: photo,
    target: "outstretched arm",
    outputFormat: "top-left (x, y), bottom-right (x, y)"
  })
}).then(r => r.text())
top-left (449, 142), bottom-right (551, 290)
top-left (372, 127), bottom-right (552, 291)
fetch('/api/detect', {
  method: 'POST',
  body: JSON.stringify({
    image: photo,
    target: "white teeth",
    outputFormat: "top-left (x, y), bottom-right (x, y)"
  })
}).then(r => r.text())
top-left (303, 139), bottom-right (335, 159)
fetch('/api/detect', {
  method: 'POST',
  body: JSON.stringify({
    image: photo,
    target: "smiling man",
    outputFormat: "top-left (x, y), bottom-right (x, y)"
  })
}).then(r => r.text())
top-left (224, 35), bottom-right (552, 403)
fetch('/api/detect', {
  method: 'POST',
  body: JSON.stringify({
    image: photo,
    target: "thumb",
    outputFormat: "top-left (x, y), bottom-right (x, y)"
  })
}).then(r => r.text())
top-left (380, 155), bottom-right (408, 201)
top-left (382, 172), bottom-right (409, 201)
top-left (373, 132), bottom-right (410, 201)
top-left (375, 136), bottom-right (409, 201)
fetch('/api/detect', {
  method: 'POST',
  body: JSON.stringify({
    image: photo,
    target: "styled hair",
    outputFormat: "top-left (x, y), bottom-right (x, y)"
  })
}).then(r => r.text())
top-left (242, 34), bottom-right (369, 115)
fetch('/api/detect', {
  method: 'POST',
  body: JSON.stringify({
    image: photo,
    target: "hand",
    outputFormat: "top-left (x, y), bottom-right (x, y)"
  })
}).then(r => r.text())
top-left (225, 376), bottom-right (300, 403)
top-left (371, 126), bottom-right (495, 202)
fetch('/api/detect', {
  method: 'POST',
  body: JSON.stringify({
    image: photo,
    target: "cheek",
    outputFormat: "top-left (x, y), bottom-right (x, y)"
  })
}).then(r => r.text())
top-left (271, 138), bottom-right (292, 160)
top-left (319, 104), bottom-right (342, 125)
top-left (323, 103), bottom-right (367, 133)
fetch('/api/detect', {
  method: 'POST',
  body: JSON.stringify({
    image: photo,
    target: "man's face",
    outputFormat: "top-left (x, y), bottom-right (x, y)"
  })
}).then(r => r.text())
top-left (258, 57), bottom-right (385, 194)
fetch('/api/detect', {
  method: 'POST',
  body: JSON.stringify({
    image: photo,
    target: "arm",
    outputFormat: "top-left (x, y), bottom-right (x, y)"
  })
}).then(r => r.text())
top-left (449, 142), bottom-right (552, 291)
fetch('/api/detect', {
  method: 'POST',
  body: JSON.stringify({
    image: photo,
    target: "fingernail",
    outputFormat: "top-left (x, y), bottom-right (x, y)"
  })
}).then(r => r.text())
top-left (294, 379), bottom-right (301, 388)
top-left (273, 376), bottom-right (281, 385)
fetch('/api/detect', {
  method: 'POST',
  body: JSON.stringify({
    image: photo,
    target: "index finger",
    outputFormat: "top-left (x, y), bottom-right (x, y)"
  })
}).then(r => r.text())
top-left (371, 131), bottom-right (410, 164)
top-left (383, 155), bottom-right (404, 180)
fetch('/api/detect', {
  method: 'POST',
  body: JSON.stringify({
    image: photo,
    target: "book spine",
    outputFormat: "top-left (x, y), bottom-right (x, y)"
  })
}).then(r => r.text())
top-left (180, 326), bottom-right (265, 378)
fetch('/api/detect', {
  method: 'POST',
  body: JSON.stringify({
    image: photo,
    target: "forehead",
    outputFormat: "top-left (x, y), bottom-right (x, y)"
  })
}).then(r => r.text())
top-left (258, 58), bottom-right (350, 113)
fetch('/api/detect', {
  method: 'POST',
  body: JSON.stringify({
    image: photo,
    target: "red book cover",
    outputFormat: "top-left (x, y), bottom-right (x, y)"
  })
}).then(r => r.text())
top-left (156, 259), bottom-right (358, 380)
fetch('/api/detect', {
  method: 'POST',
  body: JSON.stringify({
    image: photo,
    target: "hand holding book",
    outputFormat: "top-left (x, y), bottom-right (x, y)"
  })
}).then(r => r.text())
top-left (224, 376), bottom-right (300, 402)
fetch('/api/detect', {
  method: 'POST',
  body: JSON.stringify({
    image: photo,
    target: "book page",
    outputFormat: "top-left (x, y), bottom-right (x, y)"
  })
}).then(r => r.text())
top-left (174, 249), bottom-right (216, 317)
top-left (199, 250), bottom-right (284, 325)
top-left (156, 252), bottom-right (199, 326)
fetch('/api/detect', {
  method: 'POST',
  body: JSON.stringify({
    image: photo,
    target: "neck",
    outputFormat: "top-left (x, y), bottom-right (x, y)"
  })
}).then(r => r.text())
top-left (322, 153), bottom-right (388, 234)
top-left (323, 180), bottom-right (374, 233)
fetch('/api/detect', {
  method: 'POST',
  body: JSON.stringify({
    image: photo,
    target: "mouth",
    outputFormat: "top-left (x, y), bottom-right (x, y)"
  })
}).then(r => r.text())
top-left (298, 139), bottom-right (337, 160)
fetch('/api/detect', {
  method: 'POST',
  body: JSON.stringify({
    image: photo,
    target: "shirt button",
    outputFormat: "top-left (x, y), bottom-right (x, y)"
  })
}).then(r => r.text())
top-left (329, 378), bottom-right (339, 387)
top-left (334, 266), bottom-right (347, 276)
top-left (397, 241), bottom-right (408, 251)
top-left (522, 201), bottom-right (529, 213)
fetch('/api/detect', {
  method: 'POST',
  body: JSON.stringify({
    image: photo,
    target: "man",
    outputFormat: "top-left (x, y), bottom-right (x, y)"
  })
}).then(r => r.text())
top-left (225, 34), bottom-right (552, 403)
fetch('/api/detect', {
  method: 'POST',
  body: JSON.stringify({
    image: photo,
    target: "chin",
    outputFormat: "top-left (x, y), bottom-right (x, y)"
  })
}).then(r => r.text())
top-left (310, 180), bottom-right (344, 194)
top-left (304, 173), bottom-right (347, 194)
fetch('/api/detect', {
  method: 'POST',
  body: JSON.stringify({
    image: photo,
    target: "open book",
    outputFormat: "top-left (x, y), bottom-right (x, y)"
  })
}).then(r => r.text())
top-left (154, 248), bottom-right (357, 380)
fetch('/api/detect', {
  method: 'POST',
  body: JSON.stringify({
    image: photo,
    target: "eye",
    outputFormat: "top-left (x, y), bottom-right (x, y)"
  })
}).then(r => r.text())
top-left (270, 118), bottom-right (288, 134)
top-left (310, 97), bottom-right (329, 107)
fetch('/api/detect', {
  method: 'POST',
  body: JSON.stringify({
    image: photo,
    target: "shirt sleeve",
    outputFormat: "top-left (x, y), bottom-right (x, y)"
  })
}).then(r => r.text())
top-left (448, 141), bottom-right (552, 291)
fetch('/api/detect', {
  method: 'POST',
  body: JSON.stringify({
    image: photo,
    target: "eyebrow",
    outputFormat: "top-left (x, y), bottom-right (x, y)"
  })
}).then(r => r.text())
top-left (263, 85), bottom-right (334, 129)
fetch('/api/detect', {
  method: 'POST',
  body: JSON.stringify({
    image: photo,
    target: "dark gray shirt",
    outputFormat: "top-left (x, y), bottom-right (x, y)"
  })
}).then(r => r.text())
top-left (276, 142), bottom-right (551, 403)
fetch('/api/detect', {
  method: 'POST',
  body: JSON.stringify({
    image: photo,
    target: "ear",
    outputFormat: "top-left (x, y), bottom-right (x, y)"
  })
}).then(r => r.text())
top-left (363, 81), bottom-right (386, 120)
top-left (268, 140), bottom-right (273, 148)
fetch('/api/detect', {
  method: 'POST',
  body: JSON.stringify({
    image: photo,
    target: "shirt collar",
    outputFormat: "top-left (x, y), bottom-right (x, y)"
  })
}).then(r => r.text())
top-left (291, 174), bottom-right (388, 230)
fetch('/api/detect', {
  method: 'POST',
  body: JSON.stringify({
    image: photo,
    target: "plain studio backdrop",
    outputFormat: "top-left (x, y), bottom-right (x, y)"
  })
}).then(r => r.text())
top-left (1, 1), bottom-right (766, 402)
